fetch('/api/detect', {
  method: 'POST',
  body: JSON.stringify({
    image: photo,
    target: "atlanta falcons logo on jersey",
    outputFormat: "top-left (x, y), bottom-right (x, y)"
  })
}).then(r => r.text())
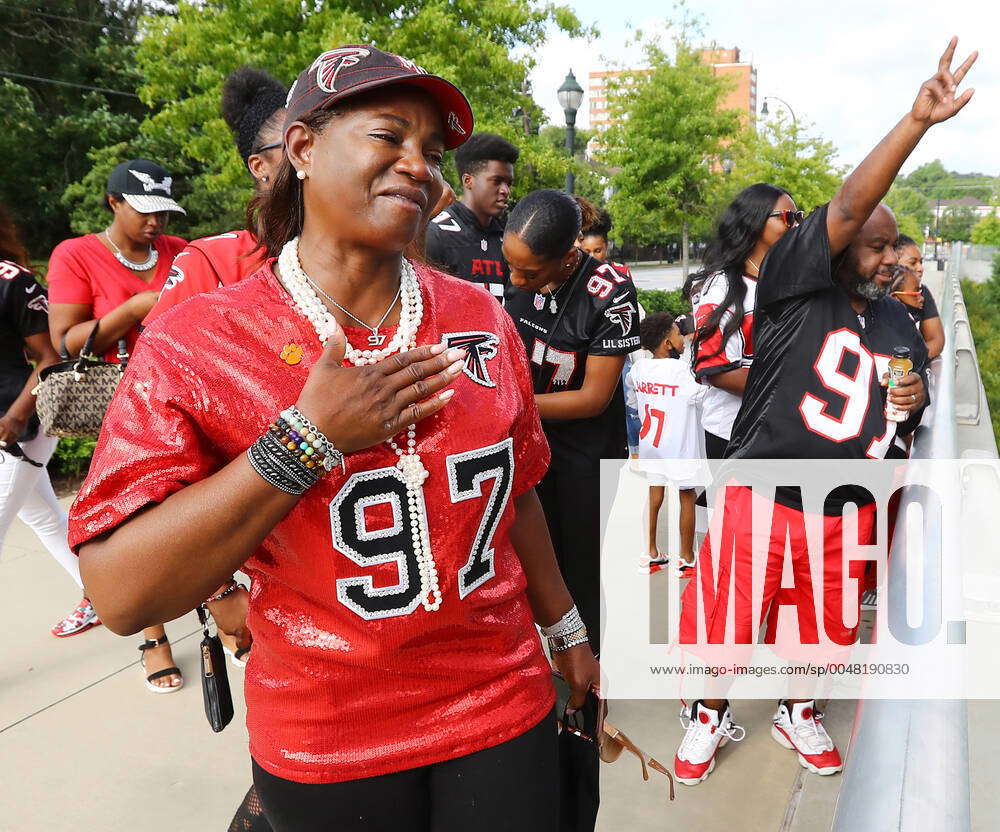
top-left (443, 331), bottom-right (499, 387)
top-left (604, 295), bottom-right (636, 336)
top-left (312, 47), bottom-right (372, 93)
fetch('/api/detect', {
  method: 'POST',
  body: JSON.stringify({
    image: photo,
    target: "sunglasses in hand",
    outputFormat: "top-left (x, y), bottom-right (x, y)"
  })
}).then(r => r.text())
top-left (557, 676), bottom-right (675, 802)
top-left (769, 209), bottom-right (805, 228)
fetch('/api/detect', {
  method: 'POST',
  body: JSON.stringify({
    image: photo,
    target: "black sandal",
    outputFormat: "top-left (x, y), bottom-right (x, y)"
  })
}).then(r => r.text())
top-left (138, 635), bottom-right (184, 694)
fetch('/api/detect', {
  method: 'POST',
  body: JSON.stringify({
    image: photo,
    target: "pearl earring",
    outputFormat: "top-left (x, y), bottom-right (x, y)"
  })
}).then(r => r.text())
top-left (260, 176), bottom-right (269, 183)
top-left (296, 169), bottom-right (306, 180)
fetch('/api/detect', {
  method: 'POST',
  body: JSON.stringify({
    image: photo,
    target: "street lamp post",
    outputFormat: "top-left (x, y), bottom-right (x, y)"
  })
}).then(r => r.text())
top-left (760, 95), bottom-right (798, 129)
top-left (557, 70), bottom-right (584, 194)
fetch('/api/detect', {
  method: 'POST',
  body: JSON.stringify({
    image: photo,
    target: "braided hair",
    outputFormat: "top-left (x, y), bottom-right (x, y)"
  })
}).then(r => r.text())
top-left (508, 189), bottom-right (597, 259)
top-left (221, 67), bottom-right (287, 166)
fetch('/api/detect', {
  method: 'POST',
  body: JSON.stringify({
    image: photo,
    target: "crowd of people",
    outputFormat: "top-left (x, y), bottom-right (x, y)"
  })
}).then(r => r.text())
top-left (0, 35), bottom-right (977, 832)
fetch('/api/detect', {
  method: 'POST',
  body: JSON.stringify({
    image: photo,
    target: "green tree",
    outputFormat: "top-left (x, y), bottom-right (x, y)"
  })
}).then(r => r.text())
top-left (721, 116), bottom-right (844, 214)
top-left (884, 184), bottom-right (933, 234)
top-left (0, 1), bottom-right (151, 254)
top-left (62, 0), bottom-right (588, 239)
top-left (600, 39), bottom-right (742, 277)
top-left (971, 213), bottom-right (1000, 247)
top-left (938, 206), bottom-right (977, 242)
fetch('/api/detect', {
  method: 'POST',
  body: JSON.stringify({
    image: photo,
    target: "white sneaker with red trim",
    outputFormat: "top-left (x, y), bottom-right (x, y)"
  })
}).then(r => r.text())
top-left (51, 597), bottom-right (101, 637)
top-left (674, 700), bottom-right (745, 785)
top-left (771, 700), bottom-right (843, 775)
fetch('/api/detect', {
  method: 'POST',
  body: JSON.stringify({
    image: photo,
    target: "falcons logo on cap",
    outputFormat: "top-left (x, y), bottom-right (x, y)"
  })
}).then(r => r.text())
top-left (443, 331), bottom-right (499, 388)
top-left (311, 47), bottom-right (372, 93)
top-left (604, 298), bottom-right (635, 336)
top-left (130, 170), bottom-right (172, 194)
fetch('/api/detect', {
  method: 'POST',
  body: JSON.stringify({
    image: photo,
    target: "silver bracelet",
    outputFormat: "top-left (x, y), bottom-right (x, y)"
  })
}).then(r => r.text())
top-left (541, 605), bottom-right (585, 639)
top-left (549, 626), bottom-right (590, 652)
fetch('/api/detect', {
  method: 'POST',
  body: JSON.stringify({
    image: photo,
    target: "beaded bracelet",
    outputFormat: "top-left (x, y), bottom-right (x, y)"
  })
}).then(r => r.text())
top-left (248, 434), bottom-right (319, 495)
top-left (247, 406), bottom-right (345, 495)
top-left (280, 406), bottom-right (345, 473)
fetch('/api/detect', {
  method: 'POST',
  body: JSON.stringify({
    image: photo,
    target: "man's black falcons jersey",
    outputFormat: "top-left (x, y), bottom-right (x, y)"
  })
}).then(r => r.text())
top-left (425, 201), bottom-right (508, 302)
top-left (0, 259), bottom-right (49, 438)
top-left (504, 254), bottom-right (641, 472)
top-left (726, 205), bottom-right (929, 478)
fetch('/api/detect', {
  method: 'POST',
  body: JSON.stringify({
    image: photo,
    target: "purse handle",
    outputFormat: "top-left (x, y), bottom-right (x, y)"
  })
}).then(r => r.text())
top-left (61, 320), bottom-right (130, 368)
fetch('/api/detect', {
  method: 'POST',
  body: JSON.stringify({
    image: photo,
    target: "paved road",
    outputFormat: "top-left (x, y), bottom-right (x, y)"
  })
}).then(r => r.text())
top-left (630, 263), bottom-right (687, 292)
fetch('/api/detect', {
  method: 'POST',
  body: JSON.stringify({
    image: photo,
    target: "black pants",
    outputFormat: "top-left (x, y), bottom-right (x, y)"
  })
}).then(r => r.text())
top-left (252, 709), bottom-right (558, 832)
top-left (535, 467), bottom-right (601, 653)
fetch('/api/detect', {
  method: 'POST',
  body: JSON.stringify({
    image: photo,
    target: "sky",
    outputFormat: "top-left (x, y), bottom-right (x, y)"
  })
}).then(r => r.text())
top-left (528, 0), bottom-right (997, 176)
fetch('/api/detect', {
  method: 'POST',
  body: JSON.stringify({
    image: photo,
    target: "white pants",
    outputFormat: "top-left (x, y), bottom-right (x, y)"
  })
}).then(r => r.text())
top-left (0, 433), bottom-right (82, 588)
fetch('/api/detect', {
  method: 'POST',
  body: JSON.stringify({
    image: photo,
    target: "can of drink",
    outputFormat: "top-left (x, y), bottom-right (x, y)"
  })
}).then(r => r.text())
top-left (885, 346), bottom-right (913, 423)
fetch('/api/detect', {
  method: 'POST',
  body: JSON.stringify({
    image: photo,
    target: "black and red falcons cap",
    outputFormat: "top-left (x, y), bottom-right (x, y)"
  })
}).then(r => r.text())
top-left (284, 45), bottom-right (474, 150)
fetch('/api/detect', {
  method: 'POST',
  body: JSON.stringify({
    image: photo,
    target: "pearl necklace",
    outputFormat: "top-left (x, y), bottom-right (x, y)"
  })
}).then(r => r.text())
top-left (104, 229), bottom-right (158, 271)
top-left (276, 237), bottom-right (441, 612)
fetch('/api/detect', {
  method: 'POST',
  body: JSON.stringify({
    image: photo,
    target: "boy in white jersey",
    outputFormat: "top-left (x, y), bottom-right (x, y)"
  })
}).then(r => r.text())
top-left (626, 313), bottom-right (706, 570)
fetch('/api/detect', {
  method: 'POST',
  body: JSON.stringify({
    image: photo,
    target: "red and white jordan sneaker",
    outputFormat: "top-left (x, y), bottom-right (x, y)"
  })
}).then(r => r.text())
top-left (674, 700), bottom-right (745, 785)
top-left (51, 596), bottom-right (101, 637)
top-left (771, 700), bottom-right (842, 775)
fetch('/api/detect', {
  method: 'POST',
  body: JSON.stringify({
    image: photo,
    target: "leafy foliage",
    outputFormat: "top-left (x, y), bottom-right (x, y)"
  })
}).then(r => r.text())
top-left (962, 261), bottom-right (1000, 440)
top-left (971, 214), bottom-right (1000, 247)
top-left (938, 206), bottom-right (977, 243)
top-left (50, 437), bottom-right (98, 477)
top-left (599, 39), bottom-right (742, 247)
top-left (0, 1), bottom-right (150, 254)
top-left (721, 116), bottom-right (844, 215)
top-left (637, 287), bottom-right (688, 316)
top-left (62, 0), bottom-right (589, 239)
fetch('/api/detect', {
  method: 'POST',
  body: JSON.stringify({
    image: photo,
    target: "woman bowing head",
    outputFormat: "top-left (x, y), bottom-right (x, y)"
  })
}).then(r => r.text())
top-left (72, 45), bottom-right (597, 832)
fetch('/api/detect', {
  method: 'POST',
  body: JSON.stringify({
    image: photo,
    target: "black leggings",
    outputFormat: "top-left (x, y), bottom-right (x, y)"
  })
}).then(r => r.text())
top-left (251, 709), bottom-right (558, 832)
top-left (535, 467), bottom-right (601, 653)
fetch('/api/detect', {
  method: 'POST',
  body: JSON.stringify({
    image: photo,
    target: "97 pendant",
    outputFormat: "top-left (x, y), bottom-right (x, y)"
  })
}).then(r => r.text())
top-left (368, 332), bottom-right (387, 346)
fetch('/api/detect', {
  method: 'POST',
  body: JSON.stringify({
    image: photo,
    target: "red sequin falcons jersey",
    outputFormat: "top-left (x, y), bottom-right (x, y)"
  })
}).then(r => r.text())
top-left (144, 229), bottom-right (265, 325)
top-left (69, 263), bottom-right (554, 784)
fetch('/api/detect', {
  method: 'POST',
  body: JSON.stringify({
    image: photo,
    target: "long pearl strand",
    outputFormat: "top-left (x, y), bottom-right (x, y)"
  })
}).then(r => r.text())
top-left (275, 237), bottom-right (441, 612)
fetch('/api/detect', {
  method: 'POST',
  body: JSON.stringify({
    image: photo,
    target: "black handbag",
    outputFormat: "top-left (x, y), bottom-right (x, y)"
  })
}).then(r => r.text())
top-left (196, 605), bottom-right (235, 733)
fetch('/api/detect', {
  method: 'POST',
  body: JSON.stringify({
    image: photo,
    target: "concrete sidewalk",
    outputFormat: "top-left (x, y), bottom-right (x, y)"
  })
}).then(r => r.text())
top-left (0, 498), bottom-right (844, 832)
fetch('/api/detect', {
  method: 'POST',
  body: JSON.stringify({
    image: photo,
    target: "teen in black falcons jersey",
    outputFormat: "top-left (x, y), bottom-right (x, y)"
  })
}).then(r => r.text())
top-left (503, 190), bottom-right (640, 652)
top-left (425, 133), bottom-right (518, 301)
top-left (674, 37), bottom-right (977, 788)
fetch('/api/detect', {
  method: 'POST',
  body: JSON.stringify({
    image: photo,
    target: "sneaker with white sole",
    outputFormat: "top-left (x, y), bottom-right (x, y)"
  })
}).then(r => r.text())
top-left (674, 700), bottom-right (745, 785)
top-left (51, 596), bottom-right (101, 637)
top-left (771, 700), bottom-right (842, 775)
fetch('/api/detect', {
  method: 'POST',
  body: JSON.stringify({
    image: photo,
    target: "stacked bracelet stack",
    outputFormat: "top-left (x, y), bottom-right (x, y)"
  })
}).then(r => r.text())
top-left (247, 406), bottom-right (345, 495)
top-left (541, 605), bottom-right (589, 653)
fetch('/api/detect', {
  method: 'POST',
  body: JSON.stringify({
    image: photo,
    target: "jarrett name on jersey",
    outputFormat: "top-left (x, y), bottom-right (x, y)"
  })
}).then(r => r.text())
top-left (425, 201), bottom-right (508, 302)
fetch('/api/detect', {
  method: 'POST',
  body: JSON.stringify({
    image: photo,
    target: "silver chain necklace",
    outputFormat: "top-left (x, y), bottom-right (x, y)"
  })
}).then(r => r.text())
top-left (103, 229), bottom-right (157, 272)
top-left (301, 272), bottom-right (401, 346)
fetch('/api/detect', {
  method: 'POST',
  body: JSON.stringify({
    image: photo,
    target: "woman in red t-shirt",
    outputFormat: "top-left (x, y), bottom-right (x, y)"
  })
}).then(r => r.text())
top-left (46, 158), bottom-right (187, 691)
top-left (71, 46), bottom-right (598, 830)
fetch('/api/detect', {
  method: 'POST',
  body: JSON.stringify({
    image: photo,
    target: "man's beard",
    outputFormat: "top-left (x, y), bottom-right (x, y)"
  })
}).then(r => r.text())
top-left (847, 271), bottom-right (890, 301)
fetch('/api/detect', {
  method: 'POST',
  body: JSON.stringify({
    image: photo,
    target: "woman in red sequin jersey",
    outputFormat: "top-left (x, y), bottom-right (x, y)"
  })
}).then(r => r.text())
top-left (69, 45), bottom-right (598, 831)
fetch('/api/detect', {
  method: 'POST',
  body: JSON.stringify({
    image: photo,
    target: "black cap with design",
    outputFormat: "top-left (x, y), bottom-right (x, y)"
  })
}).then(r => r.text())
top-left (107, 159), bottom-right (186, 215)
top-left (284, 45), bottom-right (473, 150)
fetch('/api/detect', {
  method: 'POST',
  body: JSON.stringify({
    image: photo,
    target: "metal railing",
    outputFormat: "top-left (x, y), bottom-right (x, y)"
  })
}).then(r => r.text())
top-left (832, 267), bottom-right (972, 831)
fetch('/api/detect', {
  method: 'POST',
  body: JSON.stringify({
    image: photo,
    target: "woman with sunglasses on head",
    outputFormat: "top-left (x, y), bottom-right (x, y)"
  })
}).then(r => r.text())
top-left (69, 45), bottom-right (597, 832)
top-left (892, 234), bottom-right (944, 359)
top-left (46, 159), bottom-right (187, 686)
top-left (144, 67), bottom-right (287, 326)
top-left (683, 184), bottom-right (800, 459)
top-left (0, 207), bottom-right (96, 637)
